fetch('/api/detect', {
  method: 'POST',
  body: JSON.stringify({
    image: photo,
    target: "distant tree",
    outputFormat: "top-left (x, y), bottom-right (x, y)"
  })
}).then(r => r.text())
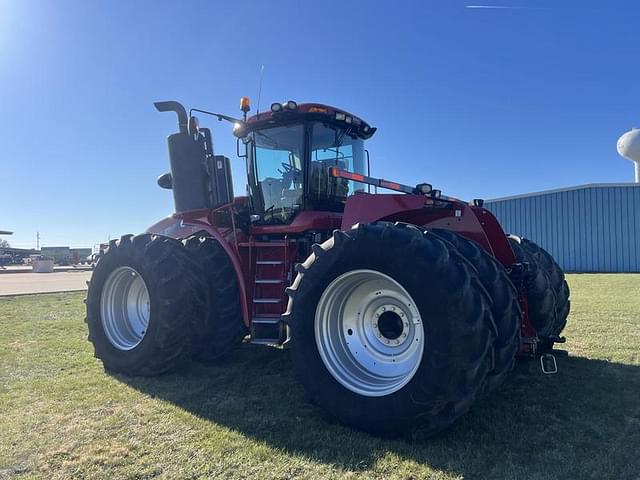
top-left (0, 239), bottom-right (9, 248)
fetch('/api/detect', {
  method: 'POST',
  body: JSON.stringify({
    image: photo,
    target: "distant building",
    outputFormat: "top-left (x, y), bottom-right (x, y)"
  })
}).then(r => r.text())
top-left (484, 183), bottom-right (640, 273)
top-left (70, 248), bottom-right (92, 263)
top-left (41, 246), bottom-right (71, 264)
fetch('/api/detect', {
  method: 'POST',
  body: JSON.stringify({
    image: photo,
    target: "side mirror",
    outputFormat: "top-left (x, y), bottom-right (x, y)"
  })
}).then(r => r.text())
top-left (237, 137), bottom-right (248, 158)
top-left (157, 172), bottom-right (173, 189)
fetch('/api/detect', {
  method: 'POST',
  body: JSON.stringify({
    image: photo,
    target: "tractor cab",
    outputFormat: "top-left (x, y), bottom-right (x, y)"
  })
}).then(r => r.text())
top-left (235, 102), bottom-right (376, 225)
top-left (153, 99), bottom-right (376, 226)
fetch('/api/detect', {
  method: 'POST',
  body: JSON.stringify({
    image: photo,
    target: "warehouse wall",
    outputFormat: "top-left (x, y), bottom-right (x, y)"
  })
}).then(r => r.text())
top-left (484, 183), bottom-right (640, 272)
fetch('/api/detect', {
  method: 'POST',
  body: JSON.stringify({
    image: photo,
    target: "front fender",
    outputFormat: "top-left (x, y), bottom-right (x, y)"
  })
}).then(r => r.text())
top-left (342, 194), bottom-right (515, 267)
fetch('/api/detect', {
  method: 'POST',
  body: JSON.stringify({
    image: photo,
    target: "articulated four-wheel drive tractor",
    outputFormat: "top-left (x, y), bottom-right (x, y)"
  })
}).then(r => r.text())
top-left (86, 98), bottom-right (570, 435)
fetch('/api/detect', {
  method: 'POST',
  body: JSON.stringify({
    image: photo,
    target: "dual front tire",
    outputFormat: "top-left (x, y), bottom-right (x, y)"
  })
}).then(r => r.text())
top-left (285, 223), bottom-right (516, 435)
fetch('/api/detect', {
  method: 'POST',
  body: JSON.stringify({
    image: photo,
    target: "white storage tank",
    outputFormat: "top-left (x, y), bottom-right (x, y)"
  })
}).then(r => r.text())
top-left (617, 128), bottom-right (640, 183)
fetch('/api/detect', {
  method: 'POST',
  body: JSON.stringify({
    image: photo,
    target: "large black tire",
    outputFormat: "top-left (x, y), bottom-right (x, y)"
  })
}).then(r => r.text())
top-left (523, 239), bottom-right (570, 336)
top-left (285, 222), bottom-right (496, 435)
top-left (507, 236), bottom-right (570, 340)
top-left (86, 234), bottom-right (205, 376)
top-left (184, 235), bottom-right (246, 362)
top-left (431, 229), bottom-right (521, 393)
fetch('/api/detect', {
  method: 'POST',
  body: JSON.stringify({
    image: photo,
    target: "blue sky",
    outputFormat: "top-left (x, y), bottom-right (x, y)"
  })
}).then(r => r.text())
top-left (1, 0), bottom-right (637, 249)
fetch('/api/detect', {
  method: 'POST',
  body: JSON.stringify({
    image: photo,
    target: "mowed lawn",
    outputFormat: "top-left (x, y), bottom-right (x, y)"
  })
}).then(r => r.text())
top-left (1, 275), bottom-right (639, 480)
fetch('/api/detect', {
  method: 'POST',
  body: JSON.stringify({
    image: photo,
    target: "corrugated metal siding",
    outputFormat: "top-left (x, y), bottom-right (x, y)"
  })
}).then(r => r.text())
top-left (484, 184), bottom-right (640, 272)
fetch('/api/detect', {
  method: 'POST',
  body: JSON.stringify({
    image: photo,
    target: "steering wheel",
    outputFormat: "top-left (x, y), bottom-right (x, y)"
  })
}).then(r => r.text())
top-left (278, 162), bottom-right (302, 189)
top-left (278, 162), bottom-right (301, 176)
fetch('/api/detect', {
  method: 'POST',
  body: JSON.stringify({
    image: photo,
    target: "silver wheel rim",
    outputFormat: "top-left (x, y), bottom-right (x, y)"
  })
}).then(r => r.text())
top-left (100, 266), bottom-right (150, 350)
top-left (315, 269), bottom-right (424, 397)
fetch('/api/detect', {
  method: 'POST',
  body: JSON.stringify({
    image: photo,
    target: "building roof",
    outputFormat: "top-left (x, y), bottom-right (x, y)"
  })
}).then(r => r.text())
top-left (485, 182), bottom-right (640, 203)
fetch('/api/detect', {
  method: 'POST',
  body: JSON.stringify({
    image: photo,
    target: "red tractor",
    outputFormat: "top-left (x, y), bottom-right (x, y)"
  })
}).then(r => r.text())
top-left (86, 98), bottom-right (570, 435)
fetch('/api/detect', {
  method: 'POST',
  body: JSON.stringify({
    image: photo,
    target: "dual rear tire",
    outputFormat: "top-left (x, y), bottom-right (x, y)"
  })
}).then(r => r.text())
top-left (86, 234), bottom-right (204, 375)
top-left (184, 236), bottom-right (247, 362)
top-left (86, 234), bottom-right (244, 376)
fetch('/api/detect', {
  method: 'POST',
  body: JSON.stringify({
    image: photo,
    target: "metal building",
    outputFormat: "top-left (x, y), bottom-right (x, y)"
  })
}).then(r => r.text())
top-left (484, 183), bottom-right (640, 273)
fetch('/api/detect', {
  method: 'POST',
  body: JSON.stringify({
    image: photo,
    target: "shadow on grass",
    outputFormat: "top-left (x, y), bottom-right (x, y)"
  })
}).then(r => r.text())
top-left (120, 346), bottom-right (640, 479)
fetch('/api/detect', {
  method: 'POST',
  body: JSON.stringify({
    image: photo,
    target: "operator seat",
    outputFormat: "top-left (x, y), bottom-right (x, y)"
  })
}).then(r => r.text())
top-left (309, 160), bottom-right (349, 200)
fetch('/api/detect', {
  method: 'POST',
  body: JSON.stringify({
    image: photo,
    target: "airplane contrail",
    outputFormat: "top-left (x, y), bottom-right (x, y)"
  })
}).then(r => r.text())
top-left (465, 5), bottom-right (535, 9)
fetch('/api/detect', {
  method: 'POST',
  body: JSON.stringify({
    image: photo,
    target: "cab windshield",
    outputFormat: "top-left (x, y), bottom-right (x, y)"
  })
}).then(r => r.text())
top-left (249, 121), bottom-right (367, 224)
top-left (251, 124), bottom-right (304, 224)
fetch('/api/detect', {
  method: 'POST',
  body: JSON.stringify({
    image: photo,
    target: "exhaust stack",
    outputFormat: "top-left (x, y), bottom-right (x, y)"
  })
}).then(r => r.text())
top-left (155, 100), bottom-right (234, 213)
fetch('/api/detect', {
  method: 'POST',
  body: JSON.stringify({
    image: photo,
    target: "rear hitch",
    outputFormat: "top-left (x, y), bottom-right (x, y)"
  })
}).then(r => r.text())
top-left (544, 335), bottom-right (566, 344)
top-left (538, 348), bottom-right (567, 374)
top-left (538, 334), bottom-right (567, 354)
top-left (539, 353), bottom-right (558, 374)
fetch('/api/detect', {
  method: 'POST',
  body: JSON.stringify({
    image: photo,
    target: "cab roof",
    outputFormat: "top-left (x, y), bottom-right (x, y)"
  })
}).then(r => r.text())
top-left (235, 102), bottom-right (376, 140)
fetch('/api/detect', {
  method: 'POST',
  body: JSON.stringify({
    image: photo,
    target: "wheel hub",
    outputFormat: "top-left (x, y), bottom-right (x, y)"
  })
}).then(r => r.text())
top-left (315, 269), bottom-right (425, 397)
top-left (373, 306), bottom-right (409, 345)
top-left (100, 266), bottom-right (150, 350)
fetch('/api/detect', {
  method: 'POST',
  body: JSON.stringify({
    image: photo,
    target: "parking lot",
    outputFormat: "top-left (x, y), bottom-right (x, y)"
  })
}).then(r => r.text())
top-left (0, 271), bottom-right (92, 296)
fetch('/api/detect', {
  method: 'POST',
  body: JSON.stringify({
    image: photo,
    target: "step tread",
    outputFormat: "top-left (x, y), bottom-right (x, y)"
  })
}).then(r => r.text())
top-left (238, 241), bottom-right (290, 247)
top-left (251, 316), bottom-right (282, 324)
top-left (250, 338), bottom-right (282, 345)
top-left (255, 278), bottom-right (285, 284)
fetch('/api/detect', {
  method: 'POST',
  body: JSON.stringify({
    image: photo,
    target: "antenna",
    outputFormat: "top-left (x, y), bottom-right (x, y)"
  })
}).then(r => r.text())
top-left (256, 64), bottom-right (265, 117)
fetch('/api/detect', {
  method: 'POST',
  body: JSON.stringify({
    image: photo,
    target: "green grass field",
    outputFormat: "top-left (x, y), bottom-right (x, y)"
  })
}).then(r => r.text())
top-left (1, 274), bottom-right (639, 480)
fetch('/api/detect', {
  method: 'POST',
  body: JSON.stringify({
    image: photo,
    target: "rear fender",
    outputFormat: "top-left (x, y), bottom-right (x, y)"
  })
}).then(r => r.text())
top-left (146, 212), bottom-right (250, 327)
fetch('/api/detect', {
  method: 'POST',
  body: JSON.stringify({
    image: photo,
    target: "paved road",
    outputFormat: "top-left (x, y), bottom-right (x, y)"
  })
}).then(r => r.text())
top-left (0, 265), bottom-right (93, 273)
top-left (0, 271), bottom-right (93, 296)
